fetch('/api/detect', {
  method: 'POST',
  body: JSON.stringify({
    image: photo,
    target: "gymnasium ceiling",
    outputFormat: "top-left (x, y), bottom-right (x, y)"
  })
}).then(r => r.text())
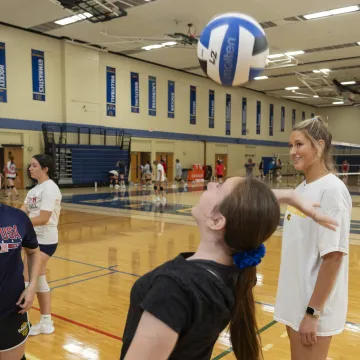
top-left (1, 0), bottom-right (360, 107)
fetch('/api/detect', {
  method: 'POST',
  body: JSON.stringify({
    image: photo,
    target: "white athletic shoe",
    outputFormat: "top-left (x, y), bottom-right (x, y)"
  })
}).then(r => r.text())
top-left (29, 321), bottom-right (55, 336)
top-left (162, 197), bottom-right (167, 203)
top-left (109, 184), bottom-right (114, 188)
top-left (115, 184), bottom-right (120, 189)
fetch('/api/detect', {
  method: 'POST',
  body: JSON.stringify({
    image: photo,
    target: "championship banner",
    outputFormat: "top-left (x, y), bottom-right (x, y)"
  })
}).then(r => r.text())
top-left (0, 42), bottom-right (7, 103)
top-left (269, 104), bottom-right (274, 136)
top-left (31, 49), bottom-right (45, 101)
top-left (168, 80), bottom-right (175, 118)
top-left (302, 111), bottom-right (306, 121)
top-left (209, 90), bottom-right (215, 128)
top-left (242, 98), bottom-right (247, 135)
top-left (190, 85), bottom-right (196, 125)
top-left (256, 101), bottom-right (261, 134)
top-left (225, 93), bottom-right (231, 135)
top-left (131, 72), bottom-right (139, 113)
top-left (281, 106), bottom-right (285, 132)
top-left (106, 66), bottom-right (116, 117)
top-left (148, 76), bottom-right (156, 116)
top-left (292, 109), bottom-right (296, 128)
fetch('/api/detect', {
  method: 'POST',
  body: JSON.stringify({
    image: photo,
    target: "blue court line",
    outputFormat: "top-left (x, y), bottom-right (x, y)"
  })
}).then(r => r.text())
top-left (53, 255), bottom-right (141, 278)
top-left (48, 265), bottom-right (118, 284)
top-left (51, 271), bottom-right (117, 290)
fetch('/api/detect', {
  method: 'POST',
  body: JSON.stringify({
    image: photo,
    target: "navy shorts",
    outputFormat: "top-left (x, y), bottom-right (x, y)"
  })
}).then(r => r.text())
top-left (0, 309), bottom-right (30, 351)
top-left (39, 243), bottom-right (58, 257)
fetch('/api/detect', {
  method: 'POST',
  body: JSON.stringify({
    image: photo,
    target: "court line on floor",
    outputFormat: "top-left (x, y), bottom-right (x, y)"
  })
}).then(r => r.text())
top-left (49, 265), bottom-right (118, 284)
top-left (31, 306), bottom-right (123, 342)
top-left (211, 320), bottom-right (277, 360)
top-left (51, 271), bottom-right (117, 290)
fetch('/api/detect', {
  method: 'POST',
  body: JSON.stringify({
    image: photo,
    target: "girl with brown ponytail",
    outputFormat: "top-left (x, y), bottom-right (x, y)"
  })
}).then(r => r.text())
top-left (120, 176), bottom-right (337, 360)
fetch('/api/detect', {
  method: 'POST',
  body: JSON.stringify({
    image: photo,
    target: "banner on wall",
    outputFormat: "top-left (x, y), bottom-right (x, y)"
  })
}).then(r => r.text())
top-left (131, 72), bottom-right (139, 113)
top-left (0, 42), bottom-right (7, 103)
top-left (208, 90), bottom-right (215, 128)
top-left (281, 106), bottom-right (285, 132)
top-left (168, 80), bottom-right (175, 118)
top-left (31, 49), bottom-right (45, 101)
top-left (225, 93), bottom-right (231, 135)
top-left (190, 85), bottom-right (196, 125)
top-left (269, 104), bottom-right (274, 136)
top-left (106, 66), bottom-right (116, 117)
top-left (292, 109), bottom-right (296, 127)
top-left (242, 98), bottom-right (247, 135)
top-left (148, 76), bottom-right (156, 116)
top-left (302, 111), bottom-right (306, 121)
top-left (256, 101), bottom-right (261, 134)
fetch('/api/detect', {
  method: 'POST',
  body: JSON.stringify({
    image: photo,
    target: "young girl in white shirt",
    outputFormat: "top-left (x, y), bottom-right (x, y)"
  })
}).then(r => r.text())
top-left (274, 117), bottom-right (351, 360)
top-left (21, 154), bottom-right (62, 336)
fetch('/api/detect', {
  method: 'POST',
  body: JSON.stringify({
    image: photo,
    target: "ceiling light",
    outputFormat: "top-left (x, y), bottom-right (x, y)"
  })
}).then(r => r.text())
top-left (55, 12), bottom-right (93, 26)
top-left (142, 44), bottom-right (164, 51)
top-left (268, 54), bottom-right (284, 59)
top-left (162, 41), bottom-right (177, 46)
top-left (304, 5), bottom-right (359, 20)
top-left (313, 69), bottom-right (330, 74)
top-left (285, 86), bottom-right (299, 91)
top-left (333, 101), bottom-right (344, 105)
top-left (313, 95), bottom-right (319, 98)
top-left (341, 81), bottom-right (356, 85)
top-left (358, 42), bottom-right (360, 46)
top-left (254, 76), bottom-right (268, 80)
top-left (285, 50), bottom-right (305, 56)
top-left (331, 5), bottom-right (359, 15)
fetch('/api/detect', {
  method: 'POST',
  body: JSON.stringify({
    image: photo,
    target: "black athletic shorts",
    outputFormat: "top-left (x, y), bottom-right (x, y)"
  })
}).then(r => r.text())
top-left (39, 243), bottom-right (58, 257)
top-left (0, 309), bottom-right (30, 351)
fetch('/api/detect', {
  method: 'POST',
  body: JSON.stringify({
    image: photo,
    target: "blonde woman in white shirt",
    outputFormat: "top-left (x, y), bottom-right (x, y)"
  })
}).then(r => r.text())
top-left (21, 154), bottom-right (62, 336)
top-left (274, 117), bottom-right (351, 360)
top-left (153, 160), bottom-right (166, 203)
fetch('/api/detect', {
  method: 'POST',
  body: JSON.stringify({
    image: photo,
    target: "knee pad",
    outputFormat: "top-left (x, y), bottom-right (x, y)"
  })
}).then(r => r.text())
top-left (37, 275), bottom-right (50, 293)
top-left (154, 185), bottom-right (158, 191)
top-left (6, 186), bottom-right (10, 189)
top-left (10, 185), bottom-right (14, 189)
top-left (160, 186), bottom-right (164, 191)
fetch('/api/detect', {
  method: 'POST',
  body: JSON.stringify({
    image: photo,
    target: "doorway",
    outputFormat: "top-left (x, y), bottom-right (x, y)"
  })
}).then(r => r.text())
top-left (2, 146), bottom-right (25, 188)
top-left (156, 153), bottom-right (174, 180)
top-left (130, 152), bottom-right (151, 182)
top-left (215, 154), bottom-right (228, 178)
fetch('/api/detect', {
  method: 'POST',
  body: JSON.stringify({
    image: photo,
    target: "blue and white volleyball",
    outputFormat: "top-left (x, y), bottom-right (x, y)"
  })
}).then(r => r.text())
top-left (197, 13), bottom-right (269, 86)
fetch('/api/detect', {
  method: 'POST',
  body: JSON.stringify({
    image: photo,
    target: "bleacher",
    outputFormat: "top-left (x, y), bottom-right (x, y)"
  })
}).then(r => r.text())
top-left (42, 124), bottom-right (131, 187)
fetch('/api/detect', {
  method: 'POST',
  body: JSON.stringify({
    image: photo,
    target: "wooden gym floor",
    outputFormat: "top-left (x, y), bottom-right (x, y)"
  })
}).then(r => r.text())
top-left (3, 179), bottom-right (360, 360)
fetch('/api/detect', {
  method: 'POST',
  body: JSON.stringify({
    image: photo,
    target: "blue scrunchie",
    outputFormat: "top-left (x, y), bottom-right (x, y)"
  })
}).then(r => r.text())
top-left (232, 244), bottom-right (266, 270)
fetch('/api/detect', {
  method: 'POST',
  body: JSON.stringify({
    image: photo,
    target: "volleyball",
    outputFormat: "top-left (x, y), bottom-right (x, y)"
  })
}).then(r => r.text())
top-left (197, 13), bottom-right (269, 86)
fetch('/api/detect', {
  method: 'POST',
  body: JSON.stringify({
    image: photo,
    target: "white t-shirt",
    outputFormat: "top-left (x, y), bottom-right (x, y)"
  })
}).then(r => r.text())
top-left (144, 164), bottom-right (151, 174)
top-left (5, 161), bottom-right (16, 178)
top-left (274, 174), bottom-right (351, 336)
top-left (156, 163), bottom-right (165, 182)
top-left (24, 180), bottom-right (62, 245)
top-left (176, 163), bottom-right (183, 178)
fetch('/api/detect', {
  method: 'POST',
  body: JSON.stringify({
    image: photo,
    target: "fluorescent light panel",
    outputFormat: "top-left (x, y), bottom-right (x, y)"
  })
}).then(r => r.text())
top-left (254, 76), bottom-right (268, 80)
top-left (313, 95), bottom-right (319, 98)
top-left (285, 50), bottom-right (305, 56)
top-left (304, 5), bottom-right (359, 20)
top-left (55, 12), bottom-right (93, 25)
top-left (285, 86), bottom-right (299, 90)
top-left (313, 69), bottom-right (330, 74)
top-left (341, 81), bottom-right (356, 85)
top-left (268, 54), bottom-right (284, 59)
top-left (333, 101), bottom-right (344, 105)
top-left (142, 41), bottom-right (177, 51)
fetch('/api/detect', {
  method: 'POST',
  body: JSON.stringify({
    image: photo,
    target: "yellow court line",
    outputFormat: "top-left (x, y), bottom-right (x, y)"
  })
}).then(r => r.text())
top-left (26, 354), bottom-right (41, 360)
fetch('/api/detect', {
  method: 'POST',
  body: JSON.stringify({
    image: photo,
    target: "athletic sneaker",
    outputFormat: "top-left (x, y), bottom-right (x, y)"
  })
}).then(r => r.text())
top-left (109, 184), bottom-right (114, 188)
top-left (115, 184), bottom-right (120, 189)
top-left (162, 197), bottom-right (167, 203)
top-left (153, 196), bottom-right (160, 202)
top-left (29, 321), bottom-right (55, 336)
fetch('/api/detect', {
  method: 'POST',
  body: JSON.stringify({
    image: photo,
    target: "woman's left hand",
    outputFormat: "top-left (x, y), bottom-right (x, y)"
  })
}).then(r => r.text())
top-left (299, 315), bottom-right (319, 346)
top-left (16, 285), bottom-right (36, 314)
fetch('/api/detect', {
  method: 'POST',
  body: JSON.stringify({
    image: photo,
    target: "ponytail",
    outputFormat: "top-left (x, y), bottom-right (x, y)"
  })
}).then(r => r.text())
top-left (230, 267), bottom-right (262, 360)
